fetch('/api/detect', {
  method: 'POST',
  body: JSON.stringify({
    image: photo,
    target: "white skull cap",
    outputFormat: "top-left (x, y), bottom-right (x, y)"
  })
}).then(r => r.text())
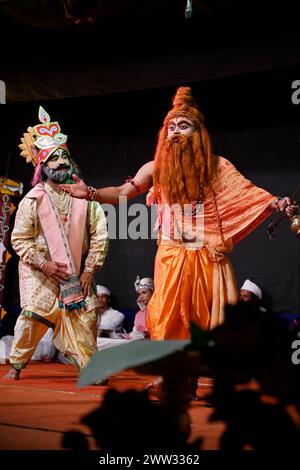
top-left (134, 276), bottom-right (154, 292)
top-left (241, 279), bottom-right (262, 300)
top-left (96, 285), bottom-right (110, 296)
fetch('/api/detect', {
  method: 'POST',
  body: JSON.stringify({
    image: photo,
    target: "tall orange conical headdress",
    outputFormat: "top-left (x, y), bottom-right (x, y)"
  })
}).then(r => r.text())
top-left (163, 86), bottom-right (205, 129)
top-left (19, 106), bottom-right (69, 167)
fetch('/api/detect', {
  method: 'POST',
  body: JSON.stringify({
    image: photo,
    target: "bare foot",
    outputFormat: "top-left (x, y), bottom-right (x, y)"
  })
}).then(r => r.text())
top-left (3, 368), bottom-right (21, 380)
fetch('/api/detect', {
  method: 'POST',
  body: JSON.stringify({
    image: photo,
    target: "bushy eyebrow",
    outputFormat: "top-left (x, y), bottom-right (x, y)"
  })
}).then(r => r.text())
top-left (168, 119), bottom-right (194, 126)
top-left (50, 150), bottom-right (69, 160)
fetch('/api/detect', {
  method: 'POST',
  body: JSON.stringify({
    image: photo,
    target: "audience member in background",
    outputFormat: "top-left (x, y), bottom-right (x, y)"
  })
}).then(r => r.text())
top-left (0, 328), bottom-right (56, 364)
top-left (128, 276), bottom-right (154, 340)
top-left (239, 279), bottom-right (267, 313)
top-left (96, 285), bottom-right (125, 349)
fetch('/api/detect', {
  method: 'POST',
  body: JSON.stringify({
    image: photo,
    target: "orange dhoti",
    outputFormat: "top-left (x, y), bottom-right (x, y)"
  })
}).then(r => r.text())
top-left (147, 244), bottom-right (238, 339)
top-left (146, 156), bottom-right (275, 340)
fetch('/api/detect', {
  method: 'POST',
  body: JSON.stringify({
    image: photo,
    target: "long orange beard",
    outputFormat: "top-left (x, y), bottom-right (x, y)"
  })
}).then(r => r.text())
top-left (154, 134), bottom-right (210, 206)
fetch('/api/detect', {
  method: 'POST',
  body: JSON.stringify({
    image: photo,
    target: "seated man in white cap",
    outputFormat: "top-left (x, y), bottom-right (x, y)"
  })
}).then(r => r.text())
top-left (96, 285), bottom-right (126, 349)
top-left (128, 276), bottom-right (154, 340)
top-left (239, 279), bottom-right (267, 313)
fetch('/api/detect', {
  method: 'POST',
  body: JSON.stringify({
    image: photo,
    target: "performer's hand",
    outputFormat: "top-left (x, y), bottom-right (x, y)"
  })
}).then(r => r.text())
top-left (41, 261), bottom-right (69, 283)
top-left (80, 271), bottom-right (93, 297)
top-left (277, 197), bottom-right (298, 217)
top-left (60, 174), bottom-right (89, 199)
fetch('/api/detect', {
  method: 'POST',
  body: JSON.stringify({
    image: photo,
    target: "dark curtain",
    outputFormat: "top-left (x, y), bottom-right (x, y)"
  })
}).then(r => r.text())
top-left (0, 65), bottom-right (299, 312)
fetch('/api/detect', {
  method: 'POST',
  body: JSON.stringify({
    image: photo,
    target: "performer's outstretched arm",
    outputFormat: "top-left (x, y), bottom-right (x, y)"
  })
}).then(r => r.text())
top-left (60, 161), bottom-right (154, 204)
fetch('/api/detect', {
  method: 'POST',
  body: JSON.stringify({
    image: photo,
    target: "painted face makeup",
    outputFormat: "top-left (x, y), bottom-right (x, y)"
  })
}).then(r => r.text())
top-left (44, 149), bottom-right (73, 183)
top-left (167, 116), bottom-right (195, 141)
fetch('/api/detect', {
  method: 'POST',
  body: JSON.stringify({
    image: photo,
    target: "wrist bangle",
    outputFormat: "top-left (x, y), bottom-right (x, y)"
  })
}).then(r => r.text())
top-left (84, 267), bottom-right (94, 274)
top-left (39, 260), bottom-right (47, 270)
top-left (86, 186), bottom-right (97, 201)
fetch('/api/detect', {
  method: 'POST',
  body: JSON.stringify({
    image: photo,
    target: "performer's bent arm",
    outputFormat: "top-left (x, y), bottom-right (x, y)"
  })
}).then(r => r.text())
top-left (11, 198), bottom-right (70, 283)
top-left (80, 201), bottom-right (109, 297)
top-left (11, 198), bottom-right (46, 269)
top-left (83, 201), bottom-right (109, 273)
top-left (60, 161), bottom-right (154, 204)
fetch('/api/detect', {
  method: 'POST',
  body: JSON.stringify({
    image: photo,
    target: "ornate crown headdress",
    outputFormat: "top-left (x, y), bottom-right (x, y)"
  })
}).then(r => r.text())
top-left (134, 276), bottom-right (154, 292)
top-left (19, 106), bottom-right (68, 167)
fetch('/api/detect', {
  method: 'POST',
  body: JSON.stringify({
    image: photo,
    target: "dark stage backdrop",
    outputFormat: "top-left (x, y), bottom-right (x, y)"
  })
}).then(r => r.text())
top-left (1, 66), bottom-right (300, 314)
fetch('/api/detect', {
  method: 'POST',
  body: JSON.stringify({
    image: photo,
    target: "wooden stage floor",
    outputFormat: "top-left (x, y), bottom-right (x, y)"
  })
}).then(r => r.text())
top-left (0, 362), bottom-right (223, 451)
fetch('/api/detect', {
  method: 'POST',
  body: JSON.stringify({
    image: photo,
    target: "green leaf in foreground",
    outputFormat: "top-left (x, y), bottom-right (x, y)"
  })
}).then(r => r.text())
top-left (77, 339), bottom-right (190, 387)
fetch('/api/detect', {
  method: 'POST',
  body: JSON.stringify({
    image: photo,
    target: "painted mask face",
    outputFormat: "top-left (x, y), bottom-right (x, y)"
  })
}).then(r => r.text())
top-left (43, 149), bottom-right (73, 183)
top-left (167, 116), bottom-right (195, 140)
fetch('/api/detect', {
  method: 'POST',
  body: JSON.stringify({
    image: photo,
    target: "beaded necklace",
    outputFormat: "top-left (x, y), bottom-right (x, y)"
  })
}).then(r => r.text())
top-left (46, 182), bottom-right (71, 224)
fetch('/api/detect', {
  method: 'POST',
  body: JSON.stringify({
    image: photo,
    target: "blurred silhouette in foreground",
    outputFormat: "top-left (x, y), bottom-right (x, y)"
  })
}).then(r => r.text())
top-left (63, 302), bottom-right (300, 452)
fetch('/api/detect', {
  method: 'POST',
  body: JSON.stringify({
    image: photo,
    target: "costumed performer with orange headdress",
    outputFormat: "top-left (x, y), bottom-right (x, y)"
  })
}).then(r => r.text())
top-left (60, 87), bottom-right (297, 340)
